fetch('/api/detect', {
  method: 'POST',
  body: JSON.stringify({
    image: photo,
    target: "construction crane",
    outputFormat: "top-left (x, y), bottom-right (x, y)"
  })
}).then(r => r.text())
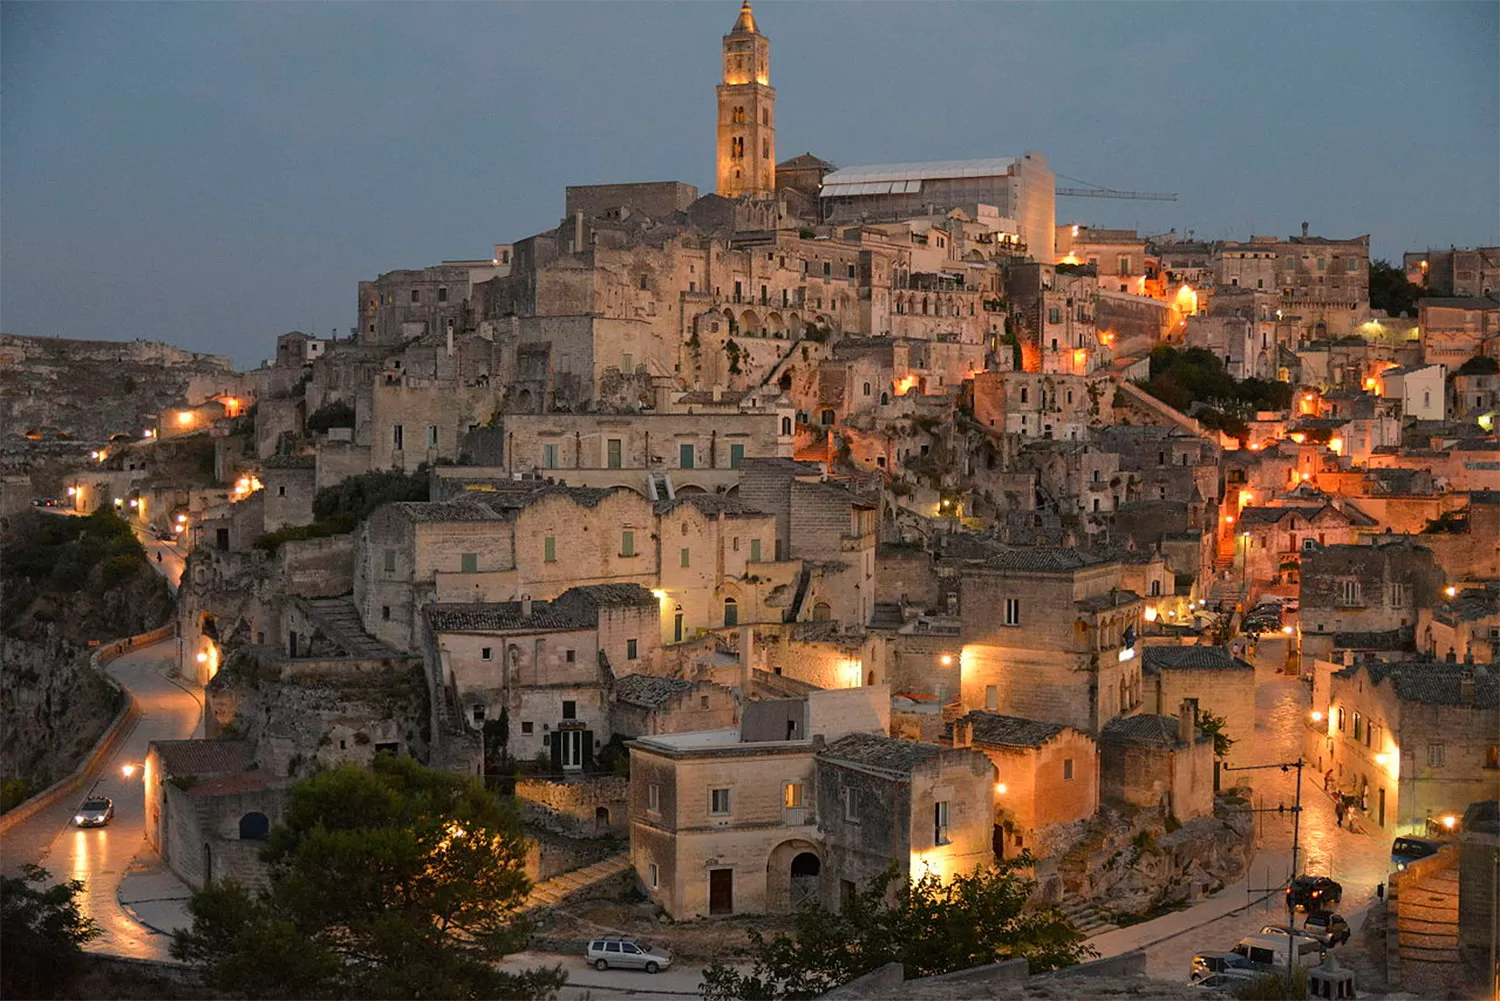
top-left (1055, 173), bottom-right (1177, 201)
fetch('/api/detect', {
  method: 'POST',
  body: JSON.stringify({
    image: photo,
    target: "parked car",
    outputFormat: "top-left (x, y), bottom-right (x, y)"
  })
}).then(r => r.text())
top-left (1232, 933), bottom-right (1326, 970)
top-left (1303, 912), bottom-right (1351, 947)
top-left (585, 936), bottom-right (672, 973)
top-left (74, 796), bottom-right (114, 828)
top-left (1391, 836), bottom-right (1442, 871)
top-left (1193, 970), bottom-right (1265, 992)
top-left (1286, 874), bottom-right (1342, 912)
top-left (1259, 924), bottom-right (1327, 946)
top-left (1190, 952), bottom-right (1259, 982)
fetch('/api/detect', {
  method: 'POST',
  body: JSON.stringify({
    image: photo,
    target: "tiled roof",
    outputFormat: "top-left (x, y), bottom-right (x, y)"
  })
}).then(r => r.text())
top-left (1076, 589), bottom-right (1142, 612)
top-left (675, 390), bottom-right (749, 405)
top-left (559, 583), bottom-right (658, 609)
top-left (1100, 714), bottom-right (1189, 747)
top-left (819, 732), bottom-right (940, 774)
top-left (1142, 646), bottom-right (1251, 674)
top-left (151, 739), bottom-right (255, 778)
top-left (981, 546), bottom-right (1113, 573)
top-left (426, 601), bottom-right (592, 633)
top-left (1237, 505), bottom-right (1323, 526)
top-left (956, 711), bottom-right (1066, 748)
top-left (1342, 661), bottom-right (1500, 709)
top-left (1331, 629), bottom-right (1409, 650)
top-left (393, 497), bottom-right (507, 522)
top-left (613, 674), bottom-right (695, 708)
top-left (653, 494), bottom-right (764, 518)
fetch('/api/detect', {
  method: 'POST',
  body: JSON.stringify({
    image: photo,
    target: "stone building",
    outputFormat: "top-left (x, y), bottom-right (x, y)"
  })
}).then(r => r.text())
top-left (950, 711), bottom-right (1099, 861)
top-left (627, 687), bottom-right (889, 920)
top-left (1419, 585), bottom-right (1500, 664)
top-left (260, 454), bottom-right (316, 531)
top-left (1299, 540), bottom-right (1442, 664)
top-left (969, 370), bottom-right (1111, 441)
top-left (1098, 700), bottom-right (1215, 821)
top-left (959, 547), bottom-right (1146, 733)
top-left (1234, 502), bottom-right (1372, 588)
top-left (1314, 659), bottom-right (1500, 836)
top-left (1140, 646), bottom-right (1255, 769)
top-left (610, 674), bottom-right (739, 740)
top-left (1055, 225), bottom-right (1151, 295)
top-left (816, 731), bottom-right (996, 901)
top-left (1375, 363), bottom-right (1447, 421)
top-left (1418, 296), bottom-right (1500, 370)
top-left (1407, 246), bottom-right (1500, 299)
top-left (424, 584), bottom-right (661, 766)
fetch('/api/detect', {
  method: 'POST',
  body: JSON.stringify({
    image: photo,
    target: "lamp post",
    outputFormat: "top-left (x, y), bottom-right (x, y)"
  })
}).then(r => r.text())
top-left (1225, 757), bottom-right (1306, 985)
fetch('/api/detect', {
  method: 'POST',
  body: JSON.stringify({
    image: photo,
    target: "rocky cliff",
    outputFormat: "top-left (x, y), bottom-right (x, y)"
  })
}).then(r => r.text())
top-left (0, 333), bottom-right (241, 442)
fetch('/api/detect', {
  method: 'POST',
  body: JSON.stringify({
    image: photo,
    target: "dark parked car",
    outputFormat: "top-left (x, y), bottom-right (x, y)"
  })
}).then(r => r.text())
top-left (1286, 874), bottom-right (1342, 912)
top-left (1303, 912), bottom-right (1351, 947)
top-left (1190, 952), bottom-right (1259, 982)
top-left (1391, 836), bottom-right (1442, 870)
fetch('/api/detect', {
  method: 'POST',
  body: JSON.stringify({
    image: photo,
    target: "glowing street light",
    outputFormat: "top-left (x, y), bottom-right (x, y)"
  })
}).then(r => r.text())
top-left (939, 654), bottom-right (954, 666)
top-left (121, 763), bottom-right (137, 778)
top-left (1310, 711), bottom-right (1324, 723)
top-left (1440, 815), bottom-right (1458, 830)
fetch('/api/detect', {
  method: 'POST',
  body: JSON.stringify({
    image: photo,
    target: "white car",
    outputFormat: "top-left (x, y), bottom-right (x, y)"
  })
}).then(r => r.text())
top-left (585, 936), bottom-right (672, 974)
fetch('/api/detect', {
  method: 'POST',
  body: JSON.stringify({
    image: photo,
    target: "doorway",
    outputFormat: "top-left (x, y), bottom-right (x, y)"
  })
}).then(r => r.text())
top-left (1378, 787), bottom-right (1386, 828)
top-left (789, 853), bottom-right (820, 908)
top-left (709, 868), bottom-right (733, 916)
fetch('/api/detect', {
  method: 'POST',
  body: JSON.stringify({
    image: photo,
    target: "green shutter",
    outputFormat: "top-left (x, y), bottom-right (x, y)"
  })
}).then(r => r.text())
top-left (622, 530), bottom-right (634, 556)
top-left (544, 536), bottom-right (556, 562)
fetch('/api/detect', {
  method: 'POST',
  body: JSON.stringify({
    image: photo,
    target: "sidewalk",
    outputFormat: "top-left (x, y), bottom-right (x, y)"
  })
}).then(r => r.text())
top-left (1087, 850), bottom-right (1293, 958)
top-left (116, 857), bottom-right (194, 939)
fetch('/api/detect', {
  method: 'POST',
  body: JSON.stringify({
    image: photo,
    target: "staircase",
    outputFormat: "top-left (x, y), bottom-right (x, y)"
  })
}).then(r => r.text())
top-left (646, 472), bottom-right (675, 502)
top-left (523, 852), bottom-right (633, 911)
top-left (1057, 895), bottom-right (1119, 936)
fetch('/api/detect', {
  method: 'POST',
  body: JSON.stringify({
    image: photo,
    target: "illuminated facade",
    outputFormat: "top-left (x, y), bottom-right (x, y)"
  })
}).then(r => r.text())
top-left (716, 2), bottom-right (776, 200)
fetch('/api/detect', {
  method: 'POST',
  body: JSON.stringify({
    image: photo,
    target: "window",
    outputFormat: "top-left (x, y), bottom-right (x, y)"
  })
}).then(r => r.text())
top-left (985, 685), bottom-right (998, 710)
top-left (1337, 707), bottom-right (1346, 731)
top-left (411, 289), bottom-right (421, 303)
top-left (607, 438), bottom-right (622, 469)
top-left (1004, 598), bottom-right (1021, 626)
top-left (621, 530), bottom-right (635, 557)
top-left (461, 552), bottom-right (477, 573)
top-left (521, 721), bottom-right (534, 734)
top-left (1020, 387), bottom-right (1028, 404)
top-left (680, 547), bottom-right (691, 568)
top-left (1352, 712), bottom-right (1363, 741)
top-left (730, 443), bottom-right (745, 469)
top-left (544, 536), bottom-right (556, 562)
top-left (680, 443), bottom-right (695, 469)
top-left (481, 646), bottom-right (493, 661)
top-left (1427, 743), bottom-right (1445, 767)
top-left (383, 549), bottom-right (396, 573)
top-left (622, 353), bottom-right (633, 373)
top-left (648, 783), bottom-right (660, 811)
top-left (648, 862), bottom-right (659, 888)
top-left (565, 649), bottom-right (576, 664)
top-left (562, 700), bottom-right (577, 720)
top-left (558, 729), bottom-right (584, 769)
top-left (437, 286), bottom-right (448, 302)
top-left (1340, 580), bottom-right (1360, 606)
top-left (392, 424), bottom-right (404, 450)
top-left (1486, 745), bottom-right (1499, 769)
top-left (784, 783), bottom-right (804, 808)
top-left (934, 800), bottom-right (950, 845)
top-left (381, 605), bottom-right (391, 621)
top-left (1063, 758), bottom-right (1075, 781)
top-left (1347, 258), bottom-right (1358, 271)
top-left (542, 443), bottom-right (557, 468)
top-left (710, 788), bottom-right (731, 816)
top-left (749, 539), bottom-right (761, 562)
top-left (843, 787), bottom-right (858, 822)
top-left (277, 485), bottom-right (286, 497)
top-left (471, 704), bottom-right (485, 724)
top-left (626, 638), bottom-right (638, 660)
top-left (723, 597), bottom-right (738, 627)
top-left (823, 261), bottom-right (832, 277)
top-left (1390, 583), bottom-right (1408, 607)
top-left (1150, 580), bottom-right (1161, 596)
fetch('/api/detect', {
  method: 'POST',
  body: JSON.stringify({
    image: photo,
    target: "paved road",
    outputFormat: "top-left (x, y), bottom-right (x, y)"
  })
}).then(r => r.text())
top-left (140, 534), bottom-right (186, 593)
top-left (1, 638), bottom-right (201, 960)
top-left (1138, 637), bottom-right (1391, 981)
top-left (504, 951), bottom-right (707, 999)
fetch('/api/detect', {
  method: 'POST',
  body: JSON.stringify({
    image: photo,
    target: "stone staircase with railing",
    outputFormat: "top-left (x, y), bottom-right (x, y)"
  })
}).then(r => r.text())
top-left (1057, 894), bottom-right (1119, 937)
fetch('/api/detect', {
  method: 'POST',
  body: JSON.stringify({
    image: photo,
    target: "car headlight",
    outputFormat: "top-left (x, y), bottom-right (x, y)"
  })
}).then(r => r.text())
top-left (75, 815), bottom-right (85, 823)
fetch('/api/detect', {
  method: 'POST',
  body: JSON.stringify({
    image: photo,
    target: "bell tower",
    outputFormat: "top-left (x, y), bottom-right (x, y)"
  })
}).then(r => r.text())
top-left (716, 1), bottom-right (775, 200)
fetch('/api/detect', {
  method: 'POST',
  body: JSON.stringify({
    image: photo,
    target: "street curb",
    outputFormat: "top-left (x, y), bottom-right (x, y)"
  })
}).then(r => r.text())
top-left (1090, 888), bottom-right (1280, 957)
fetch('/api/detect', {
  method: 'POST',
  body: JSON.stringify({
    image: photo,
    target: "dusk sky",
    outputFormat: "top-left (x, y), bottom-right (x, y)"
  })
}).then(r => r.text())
top-left (3, 1), bottom-right (1496, 368)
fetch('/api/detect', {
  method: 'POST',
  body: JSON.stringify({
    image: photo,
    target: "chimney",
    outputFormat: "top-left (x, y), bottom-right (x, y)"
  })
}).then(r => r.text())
top-left (1460, 669), bottom-right (1476, 703)
top-left (1178, 697), bottom-right (1200, 744)
top-left (1301, 221), bottom-right (1310, 238)
top-left (952, 718), bottom-right (973, 748)
top-left (520, 595), bottom-right (533, 619)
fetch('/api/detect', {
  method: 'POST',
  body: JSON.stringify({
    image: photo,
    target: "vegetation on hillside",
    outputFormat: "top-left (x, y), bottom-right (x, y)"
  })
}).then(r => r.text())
top-left (304, 399), bottom-right (356, 432)
top-left (253, 467), bottom-right (430, 552)
top-left (1136, 346), bottom-right (1292, 442)
top-left (1, 864), bottom-right (99, 999)
top-left (172, 755), bottom-right (564, 1000)
top-left (700, 859), bottom-right (1092, 1000)
top-left (1368, 259), bottom-right (1426, 317)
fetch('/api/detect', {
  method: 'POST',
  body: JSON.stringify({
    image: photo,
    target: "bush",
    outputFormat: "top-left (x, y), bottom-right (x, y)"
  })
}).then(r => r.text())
top-left (0, 778), bottom-right (33, 814)
top-left (305, 399), bottom-right (356, 432)
top-left (312, 468), bottom-right (430, 522)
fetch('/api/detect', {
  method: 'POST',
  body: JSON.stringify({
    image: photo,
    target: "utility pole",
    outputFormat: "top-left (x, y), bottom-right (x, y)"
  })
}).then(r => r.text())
top-left (1225, 757), bottom-right (1307, 985)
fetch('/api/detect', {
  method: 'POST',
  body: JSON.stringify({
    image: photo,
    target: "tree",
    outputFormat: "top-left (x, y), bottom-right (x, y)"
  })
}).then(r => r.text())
top-left (0, 864), bottom-right (100, 999)
top-left (1197, 709), bottom-right (1236, 760)
top-left (1368, 259), bottom-right (1426, 317)
top-left (700, 859), bottom-right (1092, 1001)
top-left (172, 755), bottom-right (565, 1000)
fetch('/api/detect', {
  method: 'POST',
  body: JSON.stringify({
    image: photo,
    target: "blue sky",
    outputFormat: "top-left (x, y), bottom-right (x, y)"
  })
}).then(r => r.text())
top-left (3, 1), bottom-right (1496, 367)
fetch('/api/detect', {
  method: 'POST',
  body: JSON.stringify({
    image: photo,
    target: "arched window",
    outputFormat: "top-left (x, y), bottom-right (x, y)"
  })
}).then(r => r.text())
top-left (820, 409), bottom-right (835, 426)
top-left (239, 812), bottom-right (271, 840)
top-left (1150, 580), bottom-right (1161, 596)
top-left (863, 382), bottom-right (871, 397)
top-left (812, 601), bottom-right (832, 621)
top-left (880, 392), bottom-right (889, 406)
top-left (781, 416), bottom-right (792, 435)
top-left (723, 597), bottom-right (738, 628)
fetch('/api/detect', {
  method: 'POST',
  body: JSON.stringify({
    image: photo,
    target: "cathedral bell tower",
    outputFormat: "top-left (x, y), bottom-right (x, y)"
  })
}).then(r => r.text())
top-left (716, 1), bottom-right (775, 200)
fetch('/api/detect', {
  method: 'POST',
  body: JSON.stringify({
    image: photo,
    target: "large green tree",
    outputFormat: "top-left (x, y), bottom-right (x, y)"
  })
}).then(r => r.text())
top-left (700, 858), bottom-right (1092, 1001)
top-left (0, 864), bottom-right (100, 999)
top-left (1368, 259), bottom-right (1426, 317)
top-left (172, 755), bottom-right (565, 1000)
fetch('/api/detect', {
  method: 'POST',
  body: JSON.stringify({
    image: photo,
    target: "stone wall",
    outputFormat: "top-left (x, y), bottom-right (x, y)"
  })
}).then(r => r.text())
top-left (516, 775), bottom-right (629, 838)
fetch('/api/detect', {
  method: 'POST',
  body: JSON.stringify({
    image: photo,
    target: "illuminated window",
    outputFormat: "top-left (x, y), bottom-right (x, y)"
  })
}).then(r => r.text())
top-left (784, 783), bottom-right (804, 809)
top-left (934, 801), bottom-right (951, 845)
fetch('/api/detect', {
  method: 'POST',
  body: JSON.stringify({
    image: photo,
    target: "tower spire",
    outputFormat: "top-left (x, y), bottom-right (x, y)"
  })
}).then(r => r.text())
top-left (731, 1), bottom-right (758, 35)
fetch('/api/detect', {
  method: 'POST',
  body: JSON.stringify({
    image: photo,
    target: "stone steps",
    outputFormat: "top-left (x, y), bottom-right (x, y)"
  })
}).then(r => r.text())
top-left (1057, 895), bottom-right (1118, 936)
top-left (524, 852), bottom-right (632, 911)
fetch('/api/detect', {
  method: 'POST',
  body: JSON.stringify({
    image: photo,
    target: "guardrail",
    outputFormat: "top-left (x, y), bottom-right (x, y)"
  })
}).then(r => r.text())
top-left (0, 623), bottom-right (177, 836)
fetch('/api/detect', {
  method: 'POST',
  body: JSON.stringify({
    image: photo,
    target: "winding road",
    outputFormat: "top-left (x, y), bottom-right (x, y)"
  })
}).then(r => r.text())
top-left (1, 637), bottom-right (200, 960)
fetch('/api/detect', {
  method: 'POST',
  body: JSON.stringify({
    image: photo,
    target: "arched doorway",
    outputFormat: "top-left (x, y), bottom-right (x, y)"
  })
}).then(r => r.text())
top-left (723, 597), bottom-right (738, 628)
top-left (239, 812), bottom-right (270, 840)
top-left (595, 806), bottom-right (610, 834)
top-left (766, 840), bottom-right (821, 912)
top-left (811, 602), bottom-right (832, 621)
